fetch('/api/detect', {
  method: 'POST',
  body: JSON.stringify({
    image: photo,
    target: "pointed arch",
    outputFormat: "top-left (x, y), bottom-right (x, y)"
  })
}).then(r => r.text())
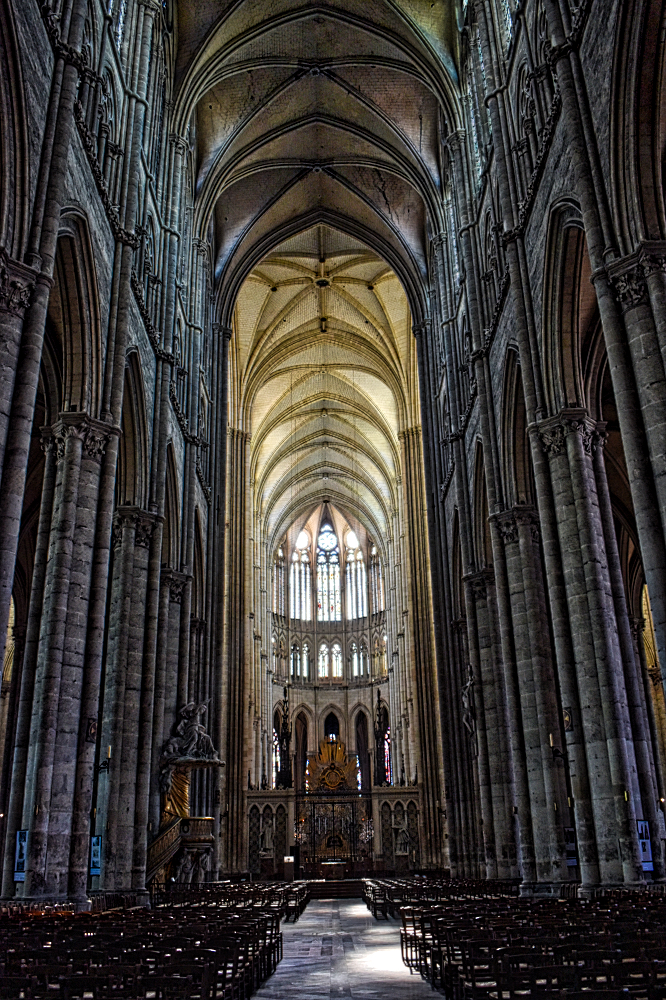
top-left (162, 444), bottom-right (180, 568)
top-left (117, 351), bottom-right (148, 509)
top-left (48, 215), bottom-right (102, 418)
top-left (472, 442), bottom-right (492, 570)
top-left (502, 348), bottom-right (534, 508)
top-left (0, 0), bottom-right (29, 258)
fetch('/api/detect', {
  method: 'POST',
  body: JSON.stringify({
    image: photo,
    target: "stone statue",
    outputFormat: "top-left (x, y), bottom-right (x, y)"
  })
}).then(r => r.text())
top-left (159, 702), bottom-right (224, 826)
top-left (461, 664), bottom-right (476, 736)
top-left (162, 701), bottom-right (219, 761)
top-left (260, 817), bottom-right (274, 854)
top-left (193, 850), bottom-right (210, 884)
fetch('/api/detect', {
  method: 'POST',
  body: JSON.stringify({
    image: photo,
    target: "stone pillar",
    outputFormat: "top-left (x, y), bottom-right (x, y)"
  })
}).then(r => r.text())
top-left (1, 433), bottom-right (56, 898)
top-left (539, 413), bottom-right (644, 884)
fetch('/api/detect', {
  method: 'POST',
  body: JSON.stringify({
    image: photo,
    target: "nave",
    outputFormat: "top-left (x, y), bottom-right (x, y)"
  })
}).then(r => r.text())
top-left (254, 899), bottom-right (434, 1000)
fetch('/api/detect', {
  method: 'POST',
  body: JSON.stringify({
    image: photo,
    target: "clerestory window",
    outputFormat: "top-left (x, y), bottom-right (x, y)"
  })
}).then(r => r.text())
top-left (316, 524), bottom-right (341, 621)
top-left (289, 530), bottom-right (312, 620)
top-left (345, 530), bottom-right (367, 619)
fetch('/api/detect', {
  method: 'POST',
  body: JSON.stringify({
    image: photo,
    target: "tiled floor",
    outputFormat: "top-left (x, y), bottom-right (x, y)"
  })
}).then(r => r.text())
top-left (255, 899), bottom-right (436, 999)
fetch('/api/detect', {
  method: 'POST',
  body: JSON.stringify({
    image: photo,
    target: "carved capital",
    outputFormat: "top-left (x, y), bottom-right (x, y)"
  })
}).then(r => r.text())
top-left (514, 505), bottom-right (541, 542)
top-left (608, 257), bottom-right (648, 312)
top-left (446, 129), bottom-right (466, 154)
top-left (112, 506), bottom-right (138, 548)
top-left (169, 133), bottom-right (188, 154)
top-left (640, 252), bottom-right (666, 278)
top-left (496, 511), bottom-right (519, 545)
top-left (539, 423), bottom-right (566, 457)
top-left (412, 320), bottom-right (430, 338)
top-left (135, 511), bottom-right (158, 548)
top-left (0, 249), bottom-right (36, 316)
top-left (465, 569), bottom-right (493, 602)
top-left (165, 570), bottom-right (188, 604)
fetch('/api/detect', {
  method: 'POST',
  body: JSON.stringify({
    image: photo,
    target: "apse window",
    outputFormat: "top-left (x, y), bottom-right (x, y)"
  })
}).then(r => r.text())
top-left (316, 524), bottom-right (341, 621)
top-left (289, 530), bottom-right (312, 620)
top-left (345, 530), bottom-right (367, 619)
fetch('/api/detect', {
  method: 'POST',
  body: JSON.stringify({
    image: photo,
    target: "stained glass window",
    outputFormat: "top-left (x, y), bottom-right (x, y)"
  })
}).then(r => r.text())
top-left (345, 531), bottom-right (367, 619)
top-left (289, 532), bottom-right (311, 620)
top-left (318, 642), bottom-right (329, 679)
top-left (369, 544), bottom-right (385, 613)
top-left (332, 641), bottom-right (343, 678)
top-left (316, 524), bottom-right (341, 621)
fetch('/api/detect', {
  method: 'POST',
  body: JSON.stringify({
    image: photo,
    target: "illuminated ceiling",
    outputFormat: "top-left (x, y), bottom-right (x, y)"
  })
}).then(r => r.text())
top-left (230, 224), bottom-right (421, 548)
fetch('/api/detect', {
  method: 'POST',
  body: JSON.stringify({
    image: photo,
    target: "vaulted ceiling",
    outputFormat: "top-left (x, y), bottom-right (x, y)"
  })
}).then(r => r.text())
top-left (172, 0), bottom-right (461, 318)
top-left (230, 225), bottom-right (421, 550)
top-left (173, 2), bottom-right (454, 553)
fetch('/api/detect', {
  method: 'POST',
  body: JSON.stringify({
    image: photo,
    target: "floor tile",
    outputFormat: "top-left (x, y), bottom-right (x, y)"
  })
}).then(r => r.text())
top-left (254, 899), bottom-right (437, 999)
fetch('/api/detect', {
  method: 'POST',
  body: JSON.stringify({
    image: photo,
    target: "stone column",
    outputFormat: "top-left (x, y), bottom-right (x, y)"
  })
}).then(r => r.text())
top-left (0, 252), bottom-right (37, 473)
top-left (540, 413), bottom-right (644, 884)
top-left (0, 433), bottom-right (56, 898)
top-left (95, 507), bottom-right (138, 890)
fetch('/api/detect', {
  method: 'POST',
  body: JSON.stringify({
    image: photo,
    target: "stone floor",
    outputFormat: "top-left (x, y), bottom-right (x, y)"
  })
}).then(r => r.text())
top-left (254, 899), bottom-right (436, 999)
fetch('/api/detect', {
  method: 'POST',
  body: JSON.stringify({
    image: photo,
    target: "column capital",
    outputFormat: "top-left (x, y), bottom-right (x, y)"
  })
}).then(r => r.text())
top-left (52, 412), bottom-right (119, 464)
top-left (412, 319), bottom-right (430, 338)
top-left (493, 509), bottom-right (518, 545)
top-left (537, 409), bottom-right (596, 456)
top-left (0, 249), bottom-right (37, 317)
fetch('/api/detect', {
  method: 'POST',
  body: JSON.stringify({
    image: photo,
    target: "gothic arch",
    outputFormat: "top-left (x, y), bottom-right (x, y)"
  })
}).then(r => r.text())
top-left (162, 444), bottom-right (180, 569)
top-left (611, 0), bottom-right (666, 247)
top-left (501, 347), bottom-right (533, 508)
top-left (47, 215), bottom-right (102, 418)
top-left (117, 351), bottom-right (148, 509)
top-left (542, 201), bottom-right (596, 415)
top-left (472, 442), bottom-right (492, 571)
top-left (0, 0), bottom-right (29, 258)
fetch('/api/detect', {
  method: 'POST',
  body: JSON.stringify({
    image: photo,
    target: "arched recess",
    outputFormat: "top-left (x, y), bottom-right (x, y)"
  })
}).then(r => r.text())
top-left (294, 712), bottom-right (308, 793)
top-left (472, 443), bottom-right (492, 570)
top-left (192, 509), bottom-right (205, 622)
top-left (0, 0), bottom-right (29, 257)
top-left (611, 0), bottom-right (666, 247)
top-left (48, 215), bottom-right (102, 417)
top-left (542, 205), bottom-right (597, 416)
top-left (323, 710), bottom-right (340, 741)
top-left (162, 444), bottom-right (180, 568)
top-left (355, 709), bottom-right (370, 791)
top-left (117, 352), bottom-right (148, 508)
top-left (501, 348), bottom-right (534, 508)
top-left (547, 199), bottom-right (666, 815)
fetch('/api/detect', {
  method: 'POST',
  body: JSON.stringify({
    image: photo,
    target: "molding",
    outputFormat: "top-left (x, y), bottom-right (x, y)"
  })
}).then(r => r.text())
top-left (73, 102), bottom-right (139, 249)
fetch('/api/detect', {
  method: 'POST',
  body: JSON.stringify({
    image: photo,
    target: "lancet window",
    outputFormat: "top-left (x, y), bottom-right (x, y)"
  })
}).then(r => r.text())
top-left (316, 524), bottom-right (341, 621)
top-left (332, 641), bottom-right (343, 678)
top-left (290, 642), bottom-right (300, 678)
top-left (289, 531), bottom-right (312, 620)
top-left (345, 530), bottom-right (367, 619)
top-left (369, 544), bottom-right (385, 613)
top-left (273, 547), bottom-right (285, 615)
top-left (318, 642), bottom-right (329, 679)
top-left (302, 642), bottom-right (310, 680)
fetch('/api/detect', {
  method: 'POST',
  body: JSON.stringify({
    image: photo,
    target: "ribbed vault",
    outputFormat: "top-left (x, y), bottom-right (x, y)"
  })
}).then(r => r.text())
top-left (172, 0), bottom-right (461, 321)
top-left (230, 224), bottom-right (421, 549)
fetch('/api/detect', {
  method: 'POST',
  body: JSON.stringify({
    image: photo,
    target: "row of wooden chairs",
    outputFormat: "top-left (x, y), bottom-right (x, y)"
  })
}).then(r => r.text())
top-left (365, 878), bottom-right (666, 1000)
top-left (0, 884), bottom-right (291, 998)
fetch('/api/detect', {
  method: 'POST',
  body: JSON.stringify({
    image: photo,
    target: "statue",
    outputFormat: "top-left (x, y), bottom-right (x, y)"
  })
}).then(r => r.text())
top-left (260, 817), bottom-right (274, 854)
top-left (160, 701), bottom-right (224, 826)
top-left (461, 664), bottom-right (476, 735)
top-left (193, 850), bottom-right (210, 884)
top-left (163, 701), bottom-right (219, 760)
